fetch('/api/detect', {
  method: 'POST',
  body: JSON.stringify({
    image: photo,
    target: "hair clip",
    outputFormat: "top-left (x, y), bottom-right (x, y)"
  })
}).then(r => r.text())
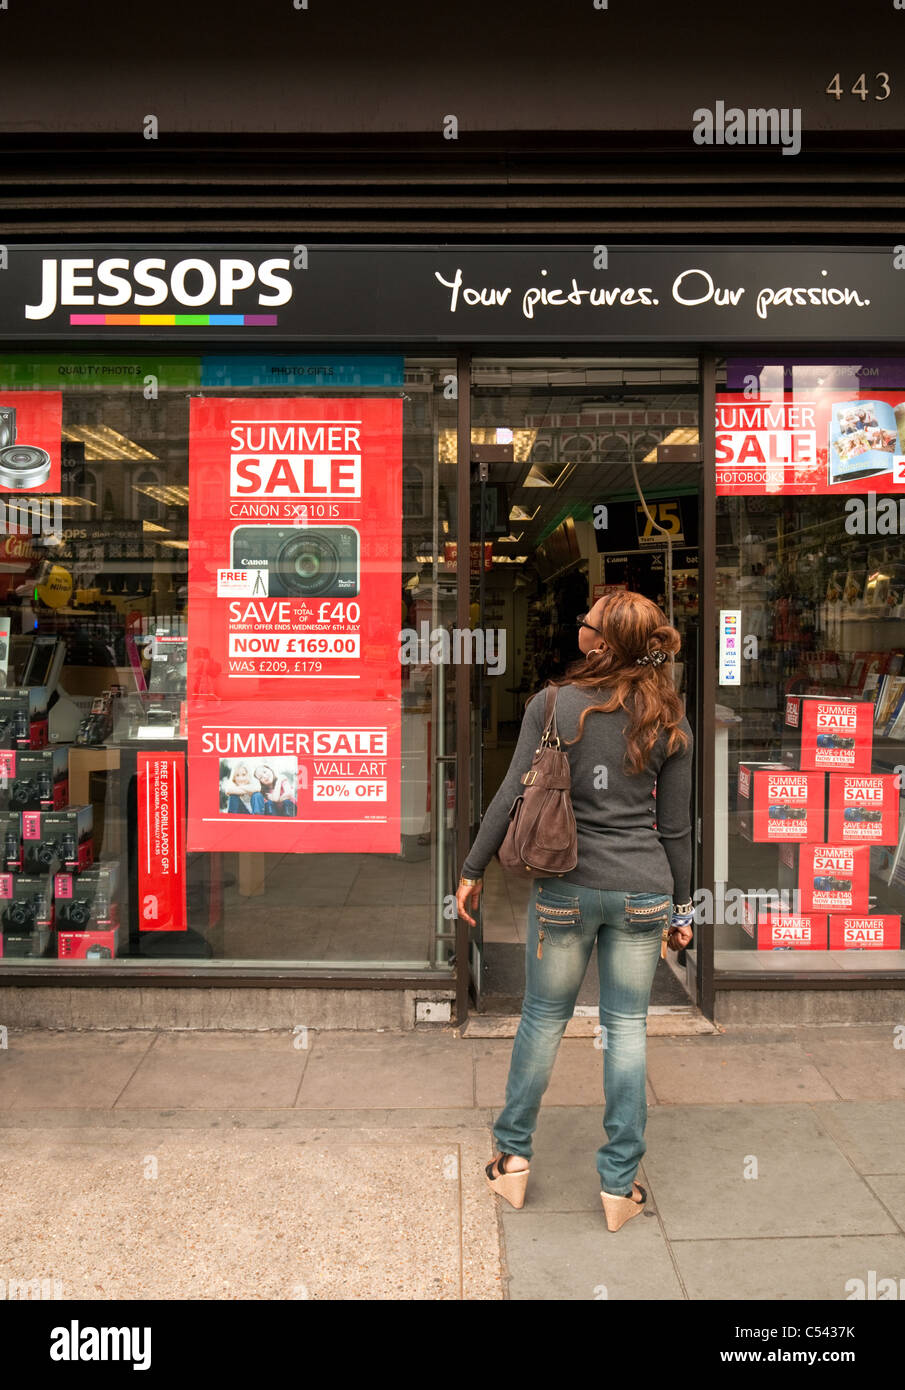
top-left (636, 649), bottom-right (668, 667)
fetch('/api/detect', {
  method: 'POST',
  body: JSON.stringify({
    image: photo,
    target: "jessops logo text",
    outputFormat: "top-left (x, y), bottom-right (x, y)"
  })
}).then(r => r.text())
top-left (25, 257), bottom-right (295, 320)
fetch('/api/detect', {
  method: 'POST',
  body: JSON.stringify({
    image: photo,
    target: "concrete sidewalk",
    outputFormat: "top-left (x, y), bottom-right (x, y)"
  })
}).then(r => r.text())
top-left (0, 1023), bottom-right (903, 1300)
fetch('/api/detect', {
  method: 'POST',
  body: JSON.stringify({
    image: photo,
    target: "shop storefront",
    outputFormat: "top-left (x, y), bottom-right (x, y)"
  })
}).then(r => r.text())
top-left (1, 243), bottom-right (904, 1025)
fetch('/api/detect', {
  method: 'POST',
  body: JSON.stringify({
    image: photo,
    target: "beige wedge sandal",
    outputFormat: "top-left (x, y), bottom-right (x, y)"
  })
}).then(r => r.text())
top-left (600, 1181), bottom-right (647, 1231)
top-left (485, 1151), bottom-right (530, 1209)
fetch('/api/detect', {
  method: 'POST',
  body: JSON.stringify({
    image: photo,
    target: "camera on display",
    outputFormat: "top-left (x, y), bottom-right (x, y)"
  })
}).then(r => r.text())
top-left (64, 899), bottom-right (93, 928)
top-left (0, 407), bottom-right (52, 490)
top-left (3, 892), bottom-right (47, 932)
top-left (231, 526), bottom-right (360, 598)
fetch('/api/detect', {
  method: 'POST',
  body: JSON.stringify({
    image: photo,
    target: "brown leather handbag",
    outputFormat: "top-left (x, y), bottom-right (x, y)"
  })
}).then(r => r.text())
top-left (497, 684), bottom-right (578, 879)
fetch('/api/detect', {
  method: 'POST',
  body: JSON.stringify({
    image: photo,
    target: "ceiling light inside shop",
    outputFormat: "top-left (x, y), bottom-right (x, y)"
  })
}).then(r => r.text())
top-left (62, 425), bottom-right (158, 462)
top-left (133, 483), bottom-right (189, 507)
top-left (509, 503), bottom-right (540, 522)
top-left (492, 554), bottom-right (528, 564)
top-left (437, 427), bottom-right (537, 465)
top-left (142, 520), bottom-right (169, 532)
top-left (160, 539), bottom-right (190, 549)
top-left (642, 427), bottom-right (699, 463)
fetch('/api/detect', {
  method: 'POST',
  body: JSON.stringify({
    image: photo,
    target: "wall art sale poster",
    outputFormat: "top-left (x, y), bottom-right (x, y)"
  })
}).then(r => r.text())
top-left (716, 390), bottom-right (905, 495)
top-left (186, 397), bottom-right (402, 853)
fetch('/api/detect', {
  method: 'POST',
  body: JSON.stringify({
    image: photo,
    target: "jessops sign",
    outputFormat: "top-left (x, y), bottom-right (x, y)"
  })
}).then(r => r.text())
top-left (1, 244), bottom-right (904, 342)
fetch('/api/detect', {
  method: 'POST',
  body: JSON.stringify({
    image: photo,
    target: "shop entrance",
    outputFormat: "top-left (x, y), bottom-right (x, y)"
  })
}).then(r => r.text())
top-left (467, 358), bottom-right (702, 1014)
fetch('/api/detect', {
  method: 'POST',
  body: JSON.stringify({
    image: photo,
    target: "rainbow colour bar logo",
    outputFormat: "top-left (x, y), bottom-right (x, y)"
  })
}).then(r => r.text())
top-left (70, 314), bottom-right (279, 327)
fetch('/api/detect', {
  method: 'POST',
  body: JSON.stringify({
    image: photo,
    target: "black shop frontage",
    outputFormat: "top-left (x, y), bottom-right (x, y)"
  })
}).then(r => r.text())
top-left (0, 242), bottom-right (904, 1027)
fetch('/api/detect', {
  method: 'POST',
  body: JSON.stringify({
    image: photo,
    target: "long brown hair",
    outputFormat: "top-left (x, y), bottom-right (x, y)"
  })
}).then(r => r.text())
top-left (554, 590), bottom-right (690, 774)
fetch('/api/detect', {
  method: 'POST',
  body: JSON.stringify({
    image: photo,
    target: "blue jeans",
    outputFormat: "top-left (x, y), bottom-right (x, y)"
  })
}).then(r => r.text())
top-left (493, 881), bottom-right (671, 1196)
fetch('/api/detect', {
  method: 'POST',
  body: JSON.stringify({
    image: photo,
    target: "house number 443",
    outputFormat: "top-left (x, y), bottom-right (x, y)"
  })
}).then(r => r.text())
top-left (826, 73), bottom-right (891, 101)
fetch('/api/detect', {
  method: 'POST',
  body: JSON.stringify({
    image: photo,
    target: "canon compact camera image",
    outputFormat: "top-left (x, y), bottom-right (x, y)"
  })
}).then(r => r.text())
top-left (843, 806), bottom-right (883, 823)
top-left (813, 875), bottom-right (852, 892)
top-left (768, 804), bottom-right (807, 821)
top-left (231, 526), bottom-right (360, 599)
top-left (0, 406), bottom-right (52, 490)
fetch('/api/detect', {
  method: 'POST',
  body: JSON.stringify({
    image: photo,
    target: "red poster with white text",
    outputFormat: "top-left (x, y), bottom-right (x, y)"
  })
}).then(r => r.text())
top-left (0, 391), bottom-right (62, 494)
top-left (717, 390), bottom-right (905, 495)
top-left (137, 752), bottom-right (187, 931)
top-left (186, 397), bottom-right (402, 853)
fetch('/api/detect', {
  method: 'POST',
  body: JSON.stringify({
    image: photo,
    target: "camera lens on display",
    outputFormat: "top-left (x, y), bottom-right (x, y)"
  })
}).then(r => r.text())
top-left (37, 841), bottom-right (58, 867)
top-left (0, 445), bottom-right (52, 490)
top-left (66, 900), bottom-right (92, 928)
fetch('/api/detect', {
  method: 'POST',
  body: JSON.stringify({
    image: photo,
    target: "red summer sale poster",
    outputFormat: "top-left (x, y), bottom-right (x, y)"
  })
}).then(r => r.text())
top-left (716, 390), bottom-right (905, 495)
top-left (186, 397), bottom-right (402, 853)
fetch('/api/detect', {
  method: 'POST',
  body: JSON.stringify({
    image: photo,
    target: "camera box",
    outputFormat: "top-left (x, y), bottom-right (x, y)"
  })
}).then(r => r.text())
top-left (0, 871), bottom-right (53, 956)
top-left (797, 843), bottom-right (871, 913)
top-left (783, 695), bottom-right (873, 773)
top-left (826, 773), bottom-right (899, 845)
top-left (54, 860), bottom-right (118, 930)
top-left (827, 914), bottom-right (901, 950)
top-left (0, 746), bottom-right (69, 813)
top-left (56, 927), bottom-right (120, 960)
top-left (756, 913), bottom-right (828, 950)
top-left (737, 762), bottom-right (825, 842)
top-left (21, 804), bottom-right (93, 876)
top-left (0, 687), bottom-right (49, 751)
top-left (0, 811), bottom-right (21, 872)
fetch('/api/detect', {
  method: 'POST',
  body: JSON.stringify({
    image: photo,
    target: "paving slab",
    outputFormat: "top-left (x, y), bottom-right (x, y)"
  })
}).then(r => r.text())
top-left (642, 1105), bottom-right (898, 1241)
top-left (814, 1102), bottom-right (905, 1175)
top-left (0, 1031), bottom-right (154, 1110)
top-left (672, 1234), bottom-right (905, 1301)
top-left (0, 1125), bottom-right (501, 1300)
top-left (799, 1037), bottom-right (905, 1101)
top-left (864, 1176), bottom-right (905, 1230)
top-left (500, 1211), bottom-right (684, 1301)
top-left (115, 1031), bottom-right (310, 1110)
top-left (646, 1037), bottom-right (839, 1104)
top-left (296, 1032), bottom-right (475, 1109)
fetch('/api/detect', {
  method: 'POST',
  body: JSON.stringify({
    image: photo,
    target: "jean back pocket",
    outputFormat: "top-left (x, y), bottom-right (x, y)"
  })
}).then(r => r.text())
top-left (623, 892), bottom-right (672, 933)
top-left (534, 887), bottom-right (583, 957)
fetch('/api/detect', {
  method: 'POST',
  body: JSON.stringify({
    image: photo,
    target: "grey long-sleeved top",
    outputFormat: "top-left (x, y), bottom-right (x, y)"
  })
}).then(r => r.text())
top-left (462, 682), bottom-right (694, 901)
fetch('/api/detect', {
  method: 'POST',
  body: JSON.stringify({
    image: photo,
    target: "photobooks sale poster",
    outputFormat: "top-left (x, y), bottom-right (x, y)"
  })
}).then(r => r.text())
top-left (186, 396), bottom-right (402, 853)
top-left (716, 389), bottom-right (905, 495)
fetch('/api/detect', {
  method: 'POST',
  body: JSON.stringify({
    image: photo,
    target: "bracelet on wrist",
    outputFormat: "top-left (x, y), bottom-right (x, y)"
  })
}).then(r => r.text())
top-left (459, 875), bottom-right (483, 887)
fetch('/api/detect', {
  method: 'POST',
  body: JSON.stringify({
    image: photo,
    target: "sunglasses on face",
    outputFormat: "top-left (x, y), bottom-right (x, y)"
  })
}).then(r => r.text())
top-left (576, 614), bottom-right (604, 635)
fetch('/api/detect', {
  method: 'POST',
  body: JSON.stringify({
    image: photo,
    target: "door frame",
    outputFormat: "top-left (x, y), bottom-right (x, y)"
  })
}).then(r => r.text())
top-left (453, 349), bottom-right (718, 1026)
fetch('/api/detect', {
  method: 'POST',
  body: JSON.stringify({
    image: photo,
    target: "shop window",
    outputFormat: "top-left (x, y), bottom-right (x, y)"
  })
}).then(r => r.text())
top-left (714, 358), bottom-right (905, 973)
top-left (0, 354), bottom-right (458, 977)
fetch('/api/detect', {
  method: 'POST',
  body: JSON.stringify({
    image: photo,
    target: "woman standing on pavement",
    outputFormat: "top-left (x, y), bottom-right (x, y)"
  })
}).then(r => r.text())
top-left (456, 590), bottom-right (695, 1232)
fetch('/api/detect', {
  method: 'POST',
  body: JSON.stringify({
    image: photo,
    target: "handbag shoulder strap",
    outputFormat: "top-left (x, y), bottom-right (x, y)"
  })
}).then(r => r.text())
top-left (540, 683), bottom-right (560, 746)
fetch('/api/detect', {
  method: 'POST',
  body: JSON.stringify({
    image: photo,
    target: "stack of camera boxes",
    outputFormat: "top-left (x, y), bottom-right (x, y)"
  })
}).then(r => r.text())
top-left (0, 685), bottom-right (118, 959)
top-left (737, 694), bottom-right (901, 951)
